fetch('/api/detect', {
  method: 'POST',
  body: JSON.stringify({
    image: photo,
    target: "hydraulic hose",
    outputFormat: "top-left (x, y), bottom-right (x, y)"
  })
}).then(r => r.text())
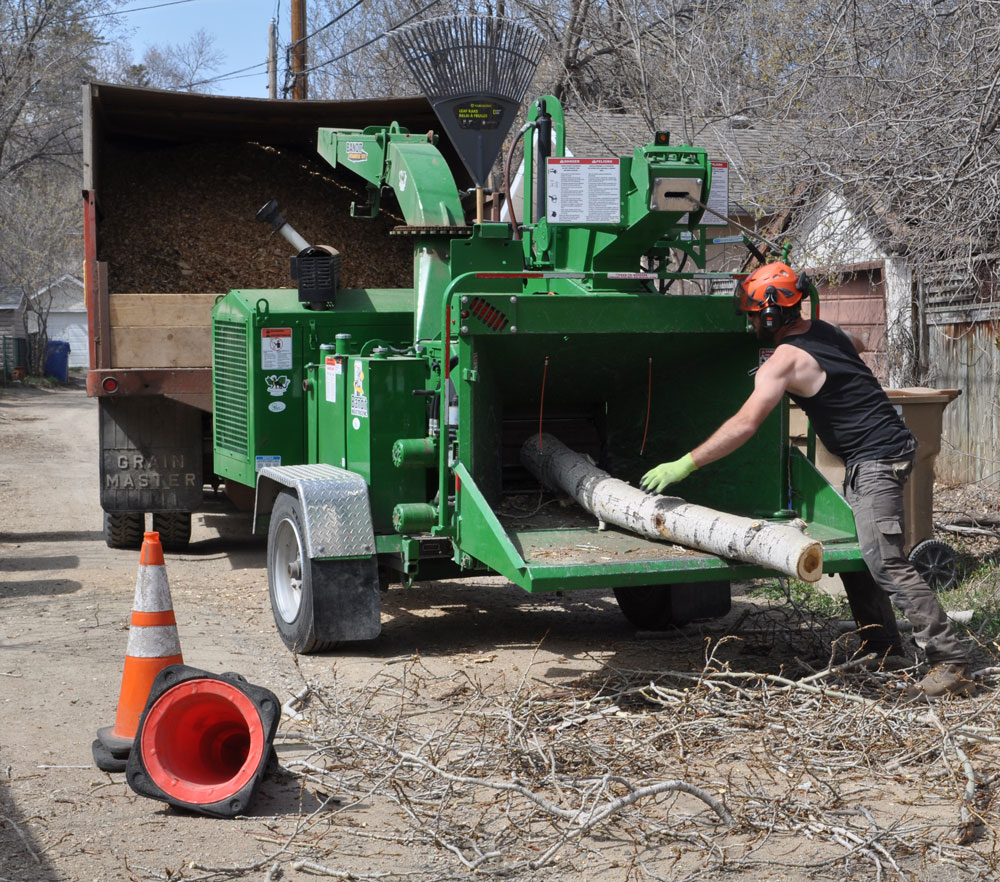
top-left (503, 122), bottom-right (534, 241)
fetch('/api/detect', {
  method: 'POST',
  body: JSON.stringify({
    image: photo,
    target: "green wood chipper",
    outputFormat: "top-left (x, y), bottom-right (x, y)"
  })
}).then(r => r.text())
top-left (210, 15), bottom-right (867, 653)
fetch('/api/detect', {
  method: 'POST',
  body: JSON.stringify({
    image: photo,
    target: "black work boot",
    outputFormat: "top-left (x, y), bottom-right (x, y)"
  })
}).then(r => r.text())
top-left (905, 663), bottom-right (976, 699)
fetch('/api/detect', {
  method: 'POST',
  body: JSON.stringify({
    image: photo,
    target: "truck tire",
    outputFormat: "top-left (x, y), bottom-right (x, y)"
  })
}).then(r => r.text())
top-left (152, 511), bottom-right (192, 551)
top-left (103, 511), bottom-right (144, 549)
top-left (614, 581), bottom-right (731, 630)
top-left (908, 539), bottom-right (960, 591)
top-left (266, 491), bottom-right (381, 654)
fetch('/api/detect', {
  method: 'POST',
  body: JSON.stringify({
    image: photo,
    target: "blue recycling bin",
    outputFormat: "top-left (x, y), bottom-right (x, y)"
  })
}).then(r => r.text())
top-left (44, 340), bottom-right (70, 382)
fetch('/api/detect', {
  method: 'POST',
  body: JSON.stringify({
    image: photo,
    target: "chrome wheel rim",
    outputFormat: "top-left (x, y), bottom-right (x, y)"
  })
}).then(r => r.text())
top-left (273, 516), bottom-right (305, 623)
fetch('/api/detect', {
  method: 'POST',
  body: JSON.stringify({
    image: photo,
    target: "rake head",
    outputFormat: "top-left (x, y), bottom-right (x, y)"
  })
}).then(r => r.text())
top-left (391, 14), bottom-right (546, 187)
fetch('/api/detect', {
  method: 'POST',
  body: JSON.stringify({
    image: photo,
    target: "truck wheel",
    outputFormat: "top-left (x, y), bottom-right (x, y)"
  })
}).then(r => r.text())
top-left (614, 581), bottom-right (731, 630)
top-left (267, 492), bottom-right (333, 654)
top-left (152, 511), bottom-right (192, 551)
top-left (103, 511), bottom-right (144, 549)
top-left (908, 539), bottom-right (960, 591)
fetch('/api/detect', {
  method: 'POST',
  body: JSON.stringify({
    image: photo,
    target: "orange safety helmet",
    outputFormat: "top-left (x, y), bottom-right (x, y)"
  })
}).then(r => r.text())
top-left (738, 262), bottom-right (806, 330)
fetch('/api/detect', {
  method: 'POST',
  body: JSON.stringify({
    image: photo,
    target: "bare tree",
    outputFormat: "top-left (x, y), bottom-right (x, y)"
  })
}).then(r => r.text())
top-left (103, 28), bottom-right (226, 92)
top-left (305, 2), bottom-right (1000, 319)
top-left (0, 167), bottom-right (80, 375)
top-left (0, 1), bottom-right (109, 373)
top-left (0, 0), bottom-right (111, 183)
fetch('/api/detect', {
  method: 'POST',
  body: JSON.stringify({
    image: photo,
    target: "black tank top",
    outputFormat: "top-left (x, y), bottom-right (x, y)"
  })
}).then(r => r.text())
top-left (779, 320), bottom-right (915, 465)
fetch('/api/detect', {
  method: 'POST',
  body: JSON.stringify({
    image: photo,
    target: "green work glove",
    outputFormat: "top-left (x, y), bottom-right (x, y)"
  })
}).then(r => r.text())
top-left (640, 453), bottom-right (697, 494)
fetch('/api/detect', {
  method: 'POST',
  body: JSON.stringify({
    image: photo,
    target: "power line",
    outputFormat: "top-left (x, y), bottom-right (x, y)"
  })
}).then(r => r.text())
top-left (189, 58), bottom-right (270, 88)
top-left (290, 0), bottom-right (366, 49)
top-left (78, 0), bottom-right (206, 21)
top-left (0, 0), bottom-right (206, 35)
top-left (299, 0), bottom-right (442, 76)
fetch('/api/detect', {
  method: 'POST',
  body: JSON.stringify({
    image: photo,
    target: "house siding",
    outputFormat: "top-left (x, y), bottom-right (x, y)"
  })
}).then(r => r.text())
top-left (0, 302), bottom-right (26, 339)
top-left (815, 270), bottom-right (888, 383)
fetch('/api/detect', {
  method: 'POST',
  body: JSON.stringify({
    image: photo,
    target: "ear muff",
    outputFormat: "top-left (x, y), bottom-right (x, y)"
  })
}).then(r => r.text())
top-left (760, 285), bottom-right (782, 330)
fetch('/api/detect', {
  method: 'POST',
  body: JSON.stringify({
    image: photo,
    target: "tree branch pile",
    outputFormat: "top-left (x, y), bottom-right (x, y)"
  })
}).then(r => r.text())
top-left (120, 601), bottom-right (1000, 882)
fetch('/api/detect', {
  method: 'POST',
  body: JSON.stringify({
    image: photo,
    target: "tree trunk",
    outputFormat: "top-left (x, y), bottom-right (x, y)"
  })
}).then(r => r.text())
top-left (520, 434), bottom-right (824, 583)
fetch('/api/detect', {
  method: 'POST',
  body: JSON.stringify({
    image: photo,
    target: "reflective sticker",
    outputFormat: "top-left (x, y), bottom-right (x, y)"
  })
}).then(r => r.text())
top-left (325, 357), bottom-right (338, 403)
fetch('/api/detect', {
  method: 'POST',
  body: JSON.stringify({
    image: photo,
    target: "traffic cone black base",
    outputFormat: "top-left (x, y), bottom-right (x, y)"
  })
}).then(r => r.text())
top-left (95, 725), bottom-right (133, 757)
top-left (91, 738), bottom-right (128, 773)
top-left (126, 664), bottom-right (280, 818)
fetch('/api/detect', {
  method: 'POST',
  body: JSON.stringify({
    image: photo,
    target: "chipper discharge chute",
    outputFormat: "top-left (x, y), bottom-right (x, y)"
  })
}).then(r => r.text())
top-left (209, 15), bottom-right (869, 653)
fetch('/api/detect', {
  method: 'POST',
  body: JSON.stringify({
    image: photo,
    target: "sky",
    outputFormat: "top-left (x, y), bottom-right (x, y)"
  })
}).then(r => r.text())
top-left (116, 0), bottom-right (290, 98)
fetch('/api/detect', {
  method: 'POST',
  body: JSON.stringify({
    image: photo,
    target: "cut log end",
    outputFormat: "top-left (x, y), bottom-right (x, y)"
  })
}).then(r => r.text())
top-left (798, 543), bottom-right (825, 583)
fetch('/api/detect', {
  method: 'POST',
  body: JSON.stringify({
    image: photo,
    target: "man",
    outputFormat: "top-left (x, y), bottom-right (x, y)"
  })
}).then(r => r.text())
top-left (641, 261), bottom-right (973, 698)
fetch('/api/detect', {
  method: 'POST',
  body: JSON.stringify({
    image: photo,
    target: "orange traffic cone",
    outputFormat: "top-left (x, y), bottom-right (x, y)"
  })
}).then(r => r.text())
top-left (93, 532), bottom-right (184, 772)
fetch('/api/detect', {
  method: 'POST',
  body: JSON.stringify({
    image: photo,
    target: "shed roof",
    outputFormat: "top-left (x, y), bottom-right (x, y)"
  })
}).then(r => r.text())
top-left (33, 275), bottom-right (85, 312)
top-left (0, 286), bottom-right (25, 310)
top-left (564, 110), bottom-right (773, 209)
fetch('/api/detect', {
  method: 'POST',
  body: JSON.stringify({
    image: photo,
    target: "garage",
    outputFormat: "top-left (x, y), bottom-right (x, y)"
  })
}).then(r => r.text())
top-left (29, 275), bottom-right (87, 368)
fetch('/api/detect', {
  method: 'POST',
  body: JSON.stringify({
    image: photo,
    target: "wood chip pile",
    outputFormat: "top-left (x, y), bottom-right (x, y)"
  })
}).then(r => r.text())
top-left (98, 140), bottom-right (415, 294)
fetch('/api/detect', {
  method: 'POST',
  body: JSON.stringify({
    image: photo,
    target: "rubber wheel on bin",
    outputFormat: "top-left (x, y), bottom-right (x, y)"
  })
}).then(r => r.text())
top-left (267, 491), bottom-right (333, 654)
top-left (908, 539), bottom-right (960, 591)
top-left (103, 511), bottom-right (144, 549)
top-left (152, 511), bottom-right (192, 551)
top-left (614, 581), bottom-right (731, 630)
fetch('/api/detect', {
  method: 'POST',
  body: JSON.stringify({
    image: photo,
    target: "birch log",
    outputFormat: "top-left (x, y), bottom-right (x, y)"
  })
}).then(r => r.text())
top-left (520, 433), bottom-right (824, 582)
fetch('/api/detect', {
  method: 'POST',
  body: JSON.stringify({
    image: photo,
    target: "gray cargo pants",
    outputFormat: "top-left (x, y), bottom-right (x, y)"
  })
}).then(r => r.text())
top-left (840, 453), bottom-right (968, 665)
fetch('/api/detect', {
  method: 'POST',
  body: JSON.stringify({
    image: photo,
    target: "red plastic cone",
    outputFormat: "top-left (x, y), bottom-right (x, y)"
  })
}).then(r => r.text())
top-left (126, 666), bottom-right (280, 817)
top-left (94, 532), bottom-right (183, 769)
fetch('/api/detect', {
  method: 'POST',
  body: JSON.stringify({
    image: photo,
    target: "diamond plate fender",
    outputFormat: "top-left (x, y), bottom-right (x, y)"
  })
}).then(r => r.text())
top-left (253, 464), bottom-right (375, 559)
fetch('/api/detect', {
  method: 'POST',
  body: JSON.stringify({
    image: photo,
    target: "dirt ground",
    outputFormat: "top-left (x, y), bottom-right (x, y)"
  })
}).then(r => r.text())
top-left (3, 382), bottom-right (1000, 882)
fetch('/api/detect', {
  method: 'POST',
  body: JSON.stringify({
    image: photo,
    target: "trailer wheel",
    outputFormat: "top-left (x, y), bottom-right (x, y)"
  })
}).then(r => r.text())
top-left (103, 511), bottom-right (144, 549)
top-left (614, 581), bottom-right (731, 630)
top-left (908, 539), bottom-right (960, 591)
top-left (267, 491), bottom-right (333, 654)
top-left (152, 511), bottom-right (192, 551)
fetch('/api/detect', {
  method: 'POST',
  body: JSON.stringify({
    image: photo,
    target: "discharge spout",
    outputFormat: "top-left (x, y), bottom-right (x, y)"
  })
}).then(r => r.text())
top-left (256, 199), bottom-right (311, 253)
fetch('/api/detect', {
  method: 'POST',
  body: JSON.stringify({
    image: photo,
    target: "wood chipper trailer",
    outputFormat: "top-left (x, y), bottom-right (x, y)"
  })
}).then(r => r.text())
top-left (206, 17), bottom-right (870, 653)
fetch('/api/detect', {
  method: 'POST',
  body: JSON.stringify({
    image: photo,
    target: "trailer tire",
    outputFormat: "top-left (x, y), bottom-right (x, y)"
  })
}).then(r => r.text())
top-left (267, 492), bottom-right (332, 654)
top-left (152, 511), bottom-right (192, 551)
top-left (614, 580), bottom-right (731, 630)
top-left (103, 511), bottom-right (144, 549)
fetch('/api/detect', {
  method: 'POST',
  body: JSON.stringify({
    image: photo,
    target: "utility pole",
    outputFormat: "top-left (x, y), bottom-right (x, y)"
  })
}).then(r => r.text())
top-left (290, 0), bottom-right (307, 100)
top-left (267, 18), bottom-right (277, 99)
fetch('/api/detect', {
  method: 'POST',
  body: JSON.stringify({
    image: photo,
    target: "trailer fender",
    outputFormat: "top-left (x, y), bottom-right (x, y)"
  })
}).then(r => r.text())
top-left (253, 464), bottom-right (375, 559)
top-left (256, 464), bottom-right (380, 649)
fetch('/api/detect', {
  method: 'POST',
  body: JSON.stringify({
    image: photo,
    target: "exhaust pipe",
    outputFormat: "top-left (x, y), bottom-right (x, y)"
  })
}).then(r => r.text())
top-left (256, 200), bottom-right (340, 309)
